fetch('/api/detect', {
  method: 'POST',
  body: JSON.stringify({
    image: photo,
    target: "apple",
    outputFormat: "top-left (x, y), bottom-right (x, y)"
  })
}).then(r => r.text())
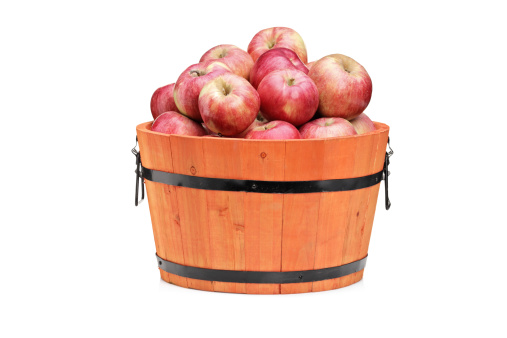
top-left (248, 27), bottom-right (308, 64)
top-left (173, 60), bottom-right (231, 122)
top-left (249, 48), bottom-right (308, 89)
top-left (150, 83), bottom-right (179, 120)
top-left (309, 54), bottom-right (372, 120)
top-left (245, 120), bottom-right (301, 140)
top-left (198, 72), bottom-right (260, 136)
top-left (299, 117), bottom-right (357, 139)
top-left (350, 113), bottom-right (376, 134)
top-left (151, 111), bottom-right (207, 136)
top-left (200, 44), bottom-right (254, 80)
top-left (257, 69), bottom-right (318, 126)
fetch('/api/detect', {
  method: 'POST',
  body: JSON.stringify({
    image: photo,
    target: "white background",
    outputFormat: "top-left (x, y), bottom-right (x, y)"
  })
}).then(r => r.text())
top-left (1, 1), bottom-right (506, 337)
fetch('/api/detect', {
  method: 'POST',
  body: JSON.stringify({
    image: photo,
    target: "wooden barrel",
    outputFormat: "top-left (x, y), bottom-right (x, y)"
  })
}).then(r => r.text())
top-left (136, 121), bottom-right (390, 294)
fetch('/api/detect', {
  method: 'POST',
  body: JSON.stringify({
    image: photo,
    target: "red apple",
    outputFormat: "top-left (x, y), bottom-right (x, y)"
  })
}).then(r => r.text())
top-left (150, 83), bottom-right (179, 120)
top-left (200, 44), bottom-right (254, 80)
top-left (249, 48), bottom-right (308, 89)
top-left (309, 54), bottom-right (372, 120)
top-left (299, 117), bottom-right (357, 139)
top-left (257, 69), bottom-right (318, 126)
top-left (248, 27), bottom-right (308, 63)
top-left (245, 120), bottom-right (301, 140)
top-left (151, 111), bottom-right (207, 136)
top-left (198, 72), bottom-right (260, 136)
top-left (350, 113), bottom-right (376, 134)
top-left (306, 61), bottom-right (315, 71)
top-left (173, 60), bottom-right (231, 122)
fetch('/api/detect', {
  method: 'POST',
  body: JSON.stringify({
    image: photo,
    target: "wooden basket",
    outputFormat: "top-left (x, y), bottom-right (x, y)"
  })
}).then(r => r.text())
top-left (136, 121), bottom-right (390, 294)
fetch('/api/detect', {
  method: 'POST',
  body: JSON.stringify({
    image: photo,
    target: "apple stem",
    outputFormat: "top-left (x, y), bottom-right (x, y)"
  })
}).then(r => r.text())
top-left (221, 83), bottom-right (232, 96)
top-left (287, 78), bottom-right (295, 86)
top-left (190, 70), bottom-right (204, 77)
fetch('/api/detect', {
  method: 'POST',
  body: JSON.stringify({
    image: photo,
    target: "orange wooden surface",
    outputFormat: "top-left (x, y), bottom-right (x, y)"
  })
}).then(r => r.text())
top-left (241, 140), bottom-right (285, 294)
top-left (136, 121), bottom-right (389, 294)
top-left (201, 139), bottom-right (246, 293)
top-left (137, 129), bottom-right (188, 288)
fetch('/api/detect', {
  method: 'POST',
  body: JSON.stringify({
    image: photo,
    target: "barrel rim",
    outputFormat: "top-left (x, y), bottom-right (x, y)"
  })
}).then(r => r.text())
top-left (136, 120), bottom-right (389, 142)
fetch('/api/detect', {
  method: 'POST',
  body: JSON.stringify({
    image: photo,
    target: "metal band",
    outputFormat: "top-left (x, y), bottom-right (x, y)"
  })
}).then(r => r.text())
top-left (156, 254), bottom-right (367, 284)
top-left (142, 166), bottom-right (383, 194)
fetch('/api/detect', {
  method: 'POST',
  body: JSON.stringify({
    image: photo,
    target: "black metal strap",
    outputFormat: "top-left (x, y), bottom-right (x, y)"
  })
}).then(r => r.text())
top-left (156, 254), bottom-right (367, 284)
top-left (141, 166), bottom-right (383, 194)
top-left (133, 136), bottom-right (393, 208)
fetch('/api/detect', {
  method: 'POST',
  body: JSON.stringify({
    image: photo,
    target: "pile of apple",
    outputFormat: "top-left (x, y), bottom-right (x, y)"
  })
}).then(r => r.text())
top-left (150, 27), bottom-right (375, 140)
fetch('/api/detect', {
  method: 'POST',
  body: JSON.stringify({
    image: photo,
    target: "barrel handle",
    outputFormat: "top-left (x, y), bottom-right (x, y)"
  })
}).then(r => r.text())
top-left (132, 137), bottom-right (144, 206)
top-left (383, 137), bottom-right (393, 210)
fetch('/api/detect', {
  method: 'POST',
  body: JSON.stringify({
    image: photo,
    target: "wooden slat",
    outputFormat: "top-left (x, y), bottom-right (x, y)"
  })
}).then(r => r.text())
top-left (310, 136), bottom-right (357, 291)
top-left (357, 124), bottom-right (389, 259)
top-left (312, 131), bottom-right (378, 291)
top-left (281, 139), bottom-right (325, 294)
top-left (146, 182), bottom-right (188, 288)
top-left (169, 135), bottom-right (214, 291)
top-left (201, 138), bottom-right (246, 293)
top-left (137, 122), bottom-right (174, 173)
top-left (137, 123), bottom-right (188, 287)
top-left (244, 193), bottom-right (284, 294)
top-left (242, 140), bottom-right (285, 294)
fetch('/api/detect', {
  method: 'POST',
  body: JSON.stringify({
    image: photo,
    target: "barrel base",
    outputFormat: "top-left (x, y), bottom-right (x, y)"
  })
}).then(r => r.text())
top-left (159, 269), bottom-right (364, 294)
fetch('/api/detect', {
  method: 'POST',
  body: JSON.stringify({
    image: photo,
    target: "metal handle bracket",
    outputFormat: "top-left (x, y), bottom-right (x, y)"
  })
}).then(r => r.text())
top-left (382, 137), bottom-right (394, 210)
top-left (133, 137), bottom-right (144, 206)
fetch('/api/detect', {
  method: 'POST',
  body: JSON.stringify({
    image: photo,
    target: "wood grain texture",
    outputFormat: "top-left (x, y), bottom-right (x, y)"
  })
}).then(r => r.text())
top-left (201, 138), bottom-right (246, 293)
top-left (169, 135), bottom-right (214, 291)
top-left (280, 139), bottom-right (324, 293)
top-left (146, 181), bottom-right (188, 288)
top-left (136, 121), bottom-right (390, 294)
top-left (137, 124), bottom-right (188, 288)
top-left (241, 140), bottom-right (285, 294)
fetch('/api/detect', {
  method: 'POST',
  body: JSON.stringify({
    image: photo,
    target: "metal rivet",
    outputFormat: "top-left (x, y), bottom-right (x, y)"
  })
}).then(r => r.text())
top-left (251, 183), bottom-right (257, 190)
top-left (298, 275), bottom-right (303, 280)
top-left (260, 152), bottom-right (267, 158)
top-left (190, 166), bottom-right (197, 175)
top-left (158, 261), bottom-right (162, 265)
